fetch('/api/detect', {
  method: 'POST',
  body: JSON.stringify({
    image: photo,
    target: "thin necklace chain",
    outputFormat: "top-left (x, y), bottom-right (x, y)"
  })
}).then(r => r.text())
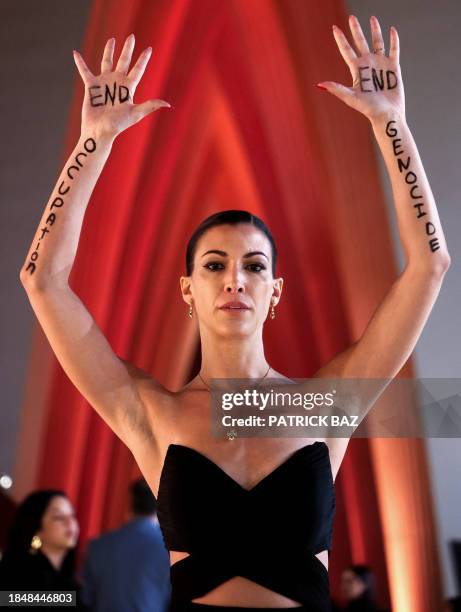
top-left (198, 364), bottom-right (272, 392)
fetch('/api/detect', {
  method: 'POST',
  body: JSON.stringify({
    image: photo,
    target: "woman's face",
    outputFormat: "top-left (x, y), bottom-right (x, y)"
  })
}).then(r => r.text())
top-left (37, 495), bottom-right (79, 551)
top-left (340, 569), bottom-right (366, 600)
top-left (181, 223), bottom-right (283, 337)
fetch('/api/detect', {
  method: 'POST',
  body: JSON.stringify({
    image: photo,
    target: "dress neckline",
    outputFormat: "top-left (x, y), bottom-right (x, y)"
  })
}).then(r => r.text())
top-left (160, 441), bottom-right (330, 494)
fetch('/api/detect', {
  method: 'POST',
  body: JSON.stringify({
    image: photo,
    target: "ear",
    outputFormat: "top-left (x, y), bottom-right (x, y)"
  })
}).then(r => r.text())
top-left (271, 276), bottom-right (284, 305)
top-left (179, 275), bottom-right (193, 306)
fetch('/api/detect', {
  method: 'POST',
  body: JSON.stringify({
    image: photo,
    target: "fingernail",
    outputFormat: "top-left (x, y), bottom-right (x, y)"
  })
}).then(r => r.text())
top-left (315, 83), bottom-right (328, 91)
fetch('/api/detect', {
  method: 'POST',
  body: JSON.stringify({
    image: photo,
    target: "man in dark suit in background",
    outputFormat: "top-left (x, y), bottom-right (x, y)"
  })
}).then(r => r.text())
top-left (80, 478), bottom-right (171, 612)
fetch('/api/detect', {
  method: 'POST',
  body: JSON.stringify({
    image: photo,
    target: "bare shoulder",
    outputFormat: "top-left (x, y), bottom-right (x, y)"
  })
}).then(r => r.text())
top-left (266, 368), bottom-right (351, 482)
top-left (116, 356), bottom-right (175, 441)
top-left (294, 364), bottom-right (354, 482)
top-left (116, 361), bottom-right (214, 441)
top-left (114, 357), bottom-right (186, 492)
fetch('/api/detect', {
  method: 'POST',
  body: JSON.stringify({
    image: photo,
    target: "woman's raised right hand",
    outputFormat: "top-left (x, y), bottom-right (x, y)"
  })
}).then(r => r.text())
top-left (73, 34), bottom-right (171, 139)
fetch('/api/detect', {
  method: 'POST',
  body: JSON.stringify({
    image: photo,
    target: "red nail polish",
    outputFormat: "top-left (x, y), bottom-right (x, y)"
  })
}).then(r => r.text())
top-left (315, 84), bottom-right (328, 91)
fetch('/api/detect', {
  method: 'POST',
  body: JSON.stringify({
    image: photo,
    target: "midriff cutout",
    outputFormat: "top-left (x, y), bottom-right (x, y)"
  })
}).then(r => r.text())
top-left (170, 549), bottom-right (328, 608)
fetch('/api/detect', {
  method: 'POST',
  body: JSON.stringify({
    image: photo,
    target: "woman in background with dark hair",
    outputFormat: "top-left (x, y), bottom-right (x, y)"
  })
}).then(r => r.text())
top-left (19, 13), bottom-right (450, 612)
top-left (339, 565), bottom-right (382, 611)
top-left (0, 490), bottom-right (86, 609)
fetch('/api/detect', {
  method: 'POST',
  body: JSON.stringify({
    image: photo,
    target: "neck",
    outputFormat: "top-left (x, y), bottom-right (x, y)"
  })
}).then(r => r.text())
top-left (198, 326), bottom-right (270, 381)
top-left (40, 544), bottom-right (66, 571)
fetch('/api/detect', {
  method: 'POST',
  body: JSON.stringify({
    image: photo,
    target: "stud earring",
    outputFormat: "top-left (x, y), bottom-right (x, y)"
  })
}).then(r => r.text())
top-left (188, 303), bottom-right (193, 318)
top-left (30, 535), bottom-right (42, 554)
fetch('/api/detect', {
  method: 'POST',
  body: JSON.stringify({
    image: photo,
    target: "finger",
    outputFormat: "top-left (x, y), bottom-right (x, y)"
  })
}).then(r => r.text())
top-left (127, 47), bottom-right (153, 88)
top-left (316, 81), bottom-right (355, 105)
top-left (73, 50), bottom-right (95, 85)
top-left (332, 25), bottom-right (357, 72)
top-left (389, 26), bottom-right (400, 63)
top-left (317, 81), bottom-right (355, 107)
top-left (348, 14), bottom-right (370, 55)
top-left (115, 33), bottom-right (135, 74)
top-left (370, 15), bottom-right (385, 55)
top-left (101, 38), bottom-right (115, 74)
top-left (131, 98), bottom-right (172, 123)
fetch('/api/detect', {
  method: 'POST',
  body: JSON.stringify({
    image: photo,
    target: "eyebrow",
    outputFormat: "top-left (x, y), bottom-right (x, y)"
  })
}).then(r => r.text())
top-left (201, 249), bottom-right (268, 260)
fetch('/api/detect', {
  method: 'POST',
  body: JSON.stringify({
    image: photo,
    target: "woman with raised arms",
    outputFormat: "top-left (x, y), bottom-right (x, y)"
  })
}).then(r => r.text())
top-left (20, 15), bottom-right (450, 612)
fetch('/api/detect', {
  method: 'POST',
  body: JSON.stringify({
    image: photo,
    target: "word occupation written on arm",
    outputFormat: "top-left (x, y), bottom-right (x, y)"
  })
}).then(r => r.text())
top-left (24, 137), bottom-right (97, 276)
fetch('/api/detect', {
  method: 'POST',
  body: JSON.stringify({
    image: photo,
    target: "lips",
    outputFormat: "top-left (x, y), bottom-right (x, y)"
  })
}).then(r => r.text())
top-left (219, 301), bottom-right (250, 310)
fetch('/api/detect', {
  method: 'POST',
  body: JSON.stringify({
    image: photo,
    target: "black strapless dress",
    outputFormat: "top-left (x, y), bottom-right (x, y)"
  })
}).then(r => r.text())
top-left (156, 441), bottom-right (336, 612)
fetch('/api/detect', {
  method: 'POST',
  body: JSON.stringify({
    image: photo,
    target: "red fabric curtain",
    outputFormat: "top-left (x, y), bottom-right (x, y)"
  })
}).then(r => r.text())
top-left (15, 0), bottom-right (445, 608)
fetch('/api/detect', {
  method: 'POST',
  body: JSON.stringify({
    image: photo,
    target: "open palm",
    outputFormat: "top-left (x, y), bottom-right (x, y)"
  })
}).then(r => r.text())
top-left (73, 34), bottom-right (171, 138)
top-left (318, 15), bottom-right (405, 121)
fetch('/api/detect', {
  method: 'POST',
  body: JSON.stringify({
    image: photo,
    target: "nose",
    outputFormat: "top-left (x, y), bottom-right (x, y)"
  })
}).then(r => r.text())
top-left (66, 515), bottom-right (78, 528)
top-left (225, 282), bottom-right (244, 293)
top-left (224, 266), bottom-right (245, 294)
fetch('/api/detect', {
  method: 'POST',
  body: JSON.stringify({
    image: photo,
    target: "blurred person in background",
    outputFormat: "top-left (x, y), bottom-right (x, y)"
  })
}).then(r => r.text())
top-left (0, 490), bottom-right (86, 609)
top-left (339, 565), bottom-right (385, 611)
top-left (444, 595), bottom-right (461, 612)
top-left (80, 477), bottom-right (171, 612)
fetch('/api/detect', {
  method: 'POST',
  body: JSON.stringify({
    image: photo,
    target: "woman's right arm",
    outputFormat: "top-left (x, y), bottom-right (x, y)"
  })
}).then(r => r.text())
top-left (19, 35), bottom-right (171, 449)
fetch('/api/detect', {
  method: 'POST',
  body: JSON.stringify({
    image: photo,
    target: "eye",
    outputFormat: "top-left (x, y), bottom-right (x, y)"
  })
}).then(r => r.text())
top-left (203, 261), bottom-right (224, 271)
top-left (203, 262), bottom-right (266, 273)
top-left (246, 263), bottom-right (266, 272)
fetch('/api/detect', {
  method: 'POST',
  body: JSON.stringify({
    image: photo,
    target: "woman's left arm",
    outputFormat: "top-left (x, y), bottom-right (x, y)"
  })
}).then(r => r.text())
top-left (314, 15), bottom-right (451, 382)
top-left (370, 108), bottom-right (450, 272)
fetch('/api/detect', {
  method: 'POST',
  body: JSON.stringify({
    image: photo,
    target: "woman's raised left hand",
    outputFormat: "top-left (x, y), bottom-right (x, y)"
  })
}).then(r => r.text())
top-left (317, 15), bottom-right (405, 121)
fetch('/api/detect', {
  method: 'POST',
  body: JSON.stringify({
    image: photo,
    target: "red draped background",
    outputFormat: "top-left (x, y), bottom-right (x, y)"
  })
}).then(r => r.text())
top-left (14, 0), bottom-right (444, 609)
